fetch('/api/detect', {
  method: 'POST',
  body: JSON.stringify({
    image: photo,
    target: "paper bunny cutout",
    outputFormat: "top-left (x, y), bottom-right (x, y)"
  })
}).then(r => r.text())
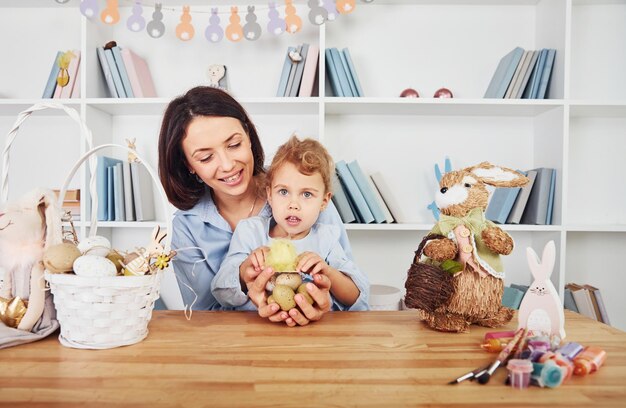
top-left (517, 240), bottom-right (566, 339)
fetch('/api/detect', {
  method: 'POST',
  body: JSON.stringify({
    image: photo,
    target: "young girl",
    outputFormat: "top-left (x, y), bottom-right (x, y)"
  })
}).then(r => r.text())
top-left (212, 136), bottom-right (370, 315)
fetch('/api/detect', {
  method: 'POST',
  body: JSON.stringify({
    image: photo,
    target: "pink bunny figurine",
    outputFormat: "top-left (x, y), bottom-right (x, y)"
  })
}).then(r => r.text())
top-left (517, 241), bottom-right (566, 339)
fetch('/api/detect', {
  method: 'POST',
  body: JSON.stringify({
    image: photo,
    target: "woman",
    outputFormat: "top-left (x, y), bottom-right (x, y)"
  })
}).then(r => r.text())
top-left (158, 86), bottom-right (358, 326)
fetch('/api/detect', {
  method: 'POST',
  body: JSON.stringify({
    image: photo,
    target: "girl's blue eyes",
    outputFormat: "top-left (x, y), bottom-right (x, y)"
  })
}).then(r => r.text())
top-left (277, 189), bottom-right (313, 198)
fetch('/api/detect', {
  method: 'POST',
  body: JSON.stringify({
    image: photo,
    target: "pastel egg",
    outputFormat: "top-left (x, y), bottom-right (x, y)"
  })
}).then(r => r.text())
top-left (43, 243), bottom-right (81, 273)
top-left (77, 236), bottom-right (111, 257)
top-left (73, 255), bottom-right (117, 277)
top-left (275, 272), bottom-right (302, 291)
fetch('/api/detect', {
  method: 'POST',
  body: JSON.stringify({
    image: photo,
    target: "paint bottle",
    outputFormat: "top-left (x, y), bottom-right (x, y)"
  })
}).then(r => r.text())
top-left (506, 359), bottom-right (533, 389)
top-left (573, 346), bottom-right (607, 375)
top-left (531, 360), bottom-right (565, 388)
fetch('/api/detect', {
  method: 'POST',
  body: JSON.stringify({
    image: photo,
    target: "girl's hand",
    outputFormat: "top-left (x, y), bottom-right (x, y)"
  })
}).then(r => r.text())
top-left (286, 273), bottom-right (332, 326)
top-left (296, 251), bottom-right (330, 275)
top-left (239, 246), bottom-right (269, 285)
top-left (245, 267), bottom-right (297, 327)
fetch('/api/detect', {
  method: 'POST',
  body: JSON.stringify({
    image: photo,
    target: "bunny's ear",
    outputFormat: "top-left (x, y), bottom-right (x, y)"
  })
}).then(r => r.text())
top-left (541, 240), bottom-right (556, 277)
top-left (468, 162), bottom-right (528, 188)
top-left (41, 190), bottom-right (63, 249)
top-left (526, 246), bottom-right (541, 278)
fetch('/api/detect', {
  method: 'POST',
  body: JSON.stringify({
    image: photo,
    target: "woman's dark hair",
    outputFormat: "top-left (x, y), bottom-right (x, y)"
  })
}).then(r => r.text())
top-left (158, 86), bottom-right (265, 210)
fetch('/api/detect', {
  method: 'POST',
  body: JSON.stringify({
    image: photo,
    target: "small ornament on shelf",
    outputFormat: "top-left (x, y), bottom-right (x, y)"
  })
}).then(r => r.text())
top-left (207, 64), bottom-right (228, 91)
top-left (434, 87), bottom-right (454, 98)
top-left (400, 88), bottom-right (419, 98)
top-left (56, 51), bottom-right (76, 88)
top-left (126, 138), bottom-right (139, 163)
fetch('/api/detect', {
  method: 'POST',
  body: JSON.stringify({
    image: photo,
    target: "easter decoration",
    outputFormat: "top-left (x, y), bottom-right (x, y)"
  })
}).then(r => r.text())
top-left (405, 162), bottom-right (529, 332)
top-left (517, 240), bottom-right (566, 339)
top-left (265, 239), bottom-right (313, 311)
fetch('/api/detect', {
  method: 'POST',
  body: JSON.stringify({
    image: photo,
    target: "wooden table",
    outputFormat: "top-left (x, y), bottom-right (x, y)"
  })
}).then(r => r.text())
top-left (1, 310), bottom-right (625, 407)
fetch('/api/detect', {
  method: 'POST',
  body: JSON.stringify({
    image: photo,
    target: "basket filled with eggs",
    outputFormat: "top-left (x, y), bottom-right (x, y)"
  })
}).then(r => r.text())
top-left (42, 142), bottom-right (174, 349)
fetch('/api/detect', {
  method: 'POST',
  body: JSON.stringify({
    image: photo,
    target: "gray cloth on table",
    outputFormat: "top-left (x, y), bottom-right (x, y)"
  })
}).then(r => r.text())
top-left (0, 292), bottom-right (58, 349)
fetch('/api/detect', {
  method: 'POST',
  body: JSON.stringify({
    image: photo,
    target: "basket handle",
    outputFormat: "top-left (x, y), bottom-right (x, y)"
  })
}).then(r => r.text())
top-left (413, 233), bottom-right (447, 264)
top-left (1, 102), bottom-right (95, 204)
top-left (59, 143), bottom-right (172, 252)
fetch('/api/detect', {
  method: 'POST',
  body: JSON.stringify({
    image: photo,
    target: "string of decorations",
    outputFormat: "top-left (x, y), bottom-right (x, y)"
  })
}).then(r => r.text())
top-left (61, 0), bottom-right (373, 42)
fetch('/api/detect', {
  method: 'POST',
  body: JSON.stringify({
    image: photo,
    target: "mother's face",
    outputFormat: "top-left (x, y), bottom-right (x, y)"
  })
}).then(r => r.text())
top-left (182, 116), bottom-right (255, 200)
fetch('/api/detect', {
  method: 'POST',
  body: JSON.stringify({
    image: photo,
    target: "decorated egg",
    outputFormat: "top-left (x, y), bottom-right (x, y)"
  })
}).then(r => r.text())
top-left (43, 242), bottom-right (81, 273)
top-left (73, 254), bottom-right (117, 277)
top-left (77, 236), bottom-right (111, 257)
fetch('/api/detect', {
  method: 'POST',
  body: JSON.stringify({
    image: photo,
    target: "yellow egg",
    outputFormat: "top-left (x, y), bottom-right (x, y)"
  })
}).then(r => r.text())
top-left (43, 242), bottom-right (81, 273)
top-left (275, 272), bottom-right (302, 290)
top-left (296, 283), bottom-right (314, 305)
top-left (272, 285), bottom-right (296, 311)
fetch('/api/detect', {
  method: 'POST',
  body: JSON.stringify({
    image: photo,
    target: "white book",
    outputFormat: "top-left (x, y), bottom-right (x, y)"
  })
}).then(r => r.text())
top-left (122, 161), bottom-right (135, 221)
top-left (367, 176), bottom-right (394, 223)
top-left (130, 162), bottom-right (155, 221)
top-left (505, 50), bottom-right (530, 99)
top-left (113, 163), bottom-right (126, 221)
top-left (370, 172), bottom-right (408, 223)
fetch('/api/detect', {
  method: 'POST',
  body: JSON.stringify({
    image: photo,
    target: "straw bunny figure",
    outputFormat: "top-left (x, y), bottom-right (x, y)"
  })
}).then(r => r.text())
top-left (517, 241), bottom-right (565, 339)
top-left (408, 162), bottom-right (528, 332)
top-left (121, 226), bottom-right (168, 276)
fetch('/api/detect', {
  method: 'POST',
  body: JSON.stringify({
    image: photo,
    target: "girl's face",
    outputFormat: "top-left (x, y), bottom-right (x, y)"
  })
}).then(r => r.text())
top-left (267, 162), bottom-right (331, 240)
top-left (182, 116), bottom-right (255, 200)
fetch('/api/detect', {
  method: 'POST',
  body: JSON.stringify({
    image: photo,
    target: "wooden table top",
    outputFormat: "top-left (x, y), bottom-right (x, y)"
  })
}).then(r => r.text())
top-left (1, 310), bottom-right (625, 407)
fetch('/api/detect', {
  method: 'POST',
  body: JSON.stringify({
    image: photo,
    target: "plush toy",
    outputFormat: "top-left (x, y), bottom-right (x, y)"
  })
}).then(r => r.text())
top-left (405, 162), bottom-right (528, 332)
top-left (0, 189), bottom-right (62, 336)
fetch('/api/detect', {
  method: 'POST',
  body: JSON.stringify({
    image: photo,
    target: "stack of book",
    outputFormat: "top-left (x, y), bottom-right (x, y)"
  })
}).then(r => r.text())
top-left (97, 43), bottom-right (157, 98)
top-left (96, 156), bottom-right (155, 222)
top-left (333, 160), bottom-right (408, 224)
top-left (276, 43), bottom-right (320, 97)
top-left (564, 283), bottom-right (611, 325)
top-left (484, 47), bottom-right (556, 99)
top-left (53, 189), bottom-right (81, 221)
top-left (485, 167), bottom-right (556, 225)
top-left (42, 50), bottom-right (81, 99)
top-left (325, 47), bottom-right (364, 97)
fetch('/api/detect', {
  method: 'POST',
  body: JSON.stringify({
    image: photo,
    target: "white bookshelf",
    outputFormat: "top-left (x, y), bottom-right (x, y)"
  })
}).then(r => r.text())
top-left (0, 0), bottom-right (624, 330)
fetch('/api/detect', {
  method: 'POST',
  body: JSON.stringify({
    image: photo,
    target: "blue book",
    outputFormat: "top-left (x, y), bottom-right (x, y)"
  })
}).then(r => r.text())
top-left (486, 186), bottom-right (521, 224)
top-left (325, 48), bottom-right (343, 96)
top-left (536, 49), bottom-right (556, 99)
top-left (545, 168), bottom-right (556, 225)
top-left (522, 49), bottom-right (545, 99)
top-left (335, 161), bottom-right (374, 223)
top-left (563, 287), bottom-right (579, 313)
top-left (529, 49), bottom-right (548, 99)
top-left (331, 173), bottom-right (356, 224)
top-left (107, 166), bottom-right (115, 221)
top-left (289, 43), bottom-right (309, 97)
top-left (520, 167), bottom-right (554, 225)
top-left (338, 48), bottom-right (358, 97)
top-left (484, 46), bottom-right (524, 98)
top-left (96, 156), bottom-right (122, 221)
top-left (96, 46), bottom-right (118, 98)
top-left (111, 46), bottom-right (134, 98)
top-left (346, 160), bottom-right (386, 223)
top-left (277, 46), bottom-right (296, 97)
top-left (330, 48), bottom-right (353, 97)
top-left (502, 286), bottom-right (524, 310)
top-left (104, 48), bottom-right (127, 97)
top-left (42, 51), bottom-right (62, 98)
top-left (342, 48), bottom-right (364, 97)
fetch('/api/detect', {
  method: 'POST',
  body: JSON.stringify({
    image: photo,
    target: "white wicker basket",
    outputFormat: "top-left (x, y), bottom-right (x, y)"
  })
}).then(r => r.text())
top-left (3, 103), bottom-right (172, 349)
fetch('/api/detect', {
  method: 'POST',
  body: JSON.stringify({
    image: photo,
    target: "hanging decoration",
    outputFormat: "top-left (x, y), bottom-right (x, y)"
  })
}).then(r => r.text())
top-left (336, 0), bottom-right (356, 14)
top-left (267, 2), bottom-right (286, 35)
top-left (307, 0), bottom-right (328, 26)
top-left (226, 7), bottom-right (244, 42)
top-left (176, 5), bottom-right (195, 41)
top-left (101, 0), bottom-right (121, 24)
top-left (127, 1), bottom-right (146, 32)
top-left (80, 0), bottom-right (99, 19)
top-left (284, 0), bottom-right (302, 34)
top-left (323, 0), bottom-right (338, 22)
top-left (146, 3), bottom-right (165, 38)
top-left (205, 8), bottom-right (224, 43)
top-left (243, 6), bottom-right (262, 41)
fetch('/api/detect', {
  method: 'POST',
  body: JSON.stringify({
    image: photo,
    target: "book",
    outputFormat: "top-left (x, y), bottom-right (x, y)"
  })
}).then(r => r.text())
top-left (346, 160), bottom-right (386, 223)
top-left (71, 63), bottom-right (81, 98)
top-left (369, 172), bottom-right (408, 223)
top-left (107, 166), bottom-right (115, 221)
top-left (515, 50), bottom-right (539, 99)
top-left (285, 44), bottom-right (302, 99)
top-left (298, 44), bottom-right (319, 97)
top-left (120, 48), bottom-right (157, 97)
top-left (96, 156), bottom-right (122, 221)
top-left (545, 168), bottom-right (557, 225)
top-left (277, 46), bottom-right (296, 97)
top-left (122, 161), bottom-right (135, 221)
top-left (104, 47), bottom-right (127, 97)
top-left (506, 170), bottom-right (537, 224)
top-left (567, 283), bottom-right (598, 321)
top-left (536, 49), bottom-right (556, 99)
top-left (330, 47), bottom-right (354, 97)
top-left (485, 186), bottom-right (521, 224)
top-left (113, 162), bottom-right (126, 221)
top-left (520, 167), bottom-right (554, 225)
top-left (342, 48), bottom-right (364, 97)
top-left (484, 46), bottom-right (524, 98)
top-left (367, 176), bottom-right (394, 223)
top-left (330, 173), bottom-right (356, 224)
top-left (504, 49), bottom-right (530, 99)
top-left (529, 48), bottom-right (549, 99)
top-left (338, 48), bottom-right (358, 97)
top-left (522, 48), bottom-right (546, 99)
top-left (42, 50), bottom-right (62, 98)
top-left (563, 287), bottom-right (579, 313)
top-left (584, 285), bottom-right (611, 325)
top-left (335, 160), bottom-right (374, 224)
top-left (130, 162), bottom-right (155, 221)
top-left (510, 284), bottom-right (529, 295)
top-left (289, 43), bottom-right (308, 97)
top-left (502, 286), bottom-right (524, 310)
top-left (325, 48), bottom-right (343, 96)
top-left (111, 46), bottom-right (135, 98)
top-left (96, 46), bottom-right (119, 98)
top-left (59, 50), bottom-right (81, 99)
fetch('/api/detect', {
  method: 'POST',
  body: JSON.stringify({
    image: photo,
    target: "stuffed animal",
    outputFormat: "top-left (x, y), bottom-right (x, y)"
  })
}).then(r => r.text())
top-left (405, 162), bottom-right (528, 332)
top-left (0, 189), bottom-right (62, 332)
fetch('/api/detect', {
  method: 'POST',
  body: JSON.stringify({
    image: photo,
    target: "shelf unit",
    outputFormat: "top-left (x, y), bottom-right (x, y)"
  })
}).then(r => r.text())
top-left (0, 0), bottom-right (624, 330)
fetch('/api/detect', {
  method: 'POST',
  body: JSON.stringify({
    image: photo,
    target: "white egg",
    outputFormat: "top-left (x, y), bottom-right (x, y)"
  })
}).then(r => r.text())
top-left (77, 236), bottom-right (111, 257)
top-left (73, 255), bottom-right (118, 277)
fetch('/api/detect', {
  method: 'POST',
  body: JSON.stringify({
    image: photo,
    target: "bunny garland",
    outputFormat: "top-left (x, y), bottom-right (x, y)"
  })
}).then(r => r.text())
top-left (517, 241), bottom-right (566, 339)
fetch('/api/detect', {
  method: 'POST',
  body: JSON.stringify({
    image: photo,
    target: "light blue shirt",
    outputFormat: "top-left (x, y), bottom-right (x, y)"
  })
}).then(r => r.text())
top-left (212, 216), bottom-right (370, 311)
top-left (170, 191), bottom-right (361, 310)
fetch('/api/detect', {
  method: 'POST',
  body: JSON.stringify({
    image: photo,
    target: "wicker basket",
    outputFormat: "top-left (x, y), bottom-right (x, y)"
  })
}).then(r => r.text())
top-left (3, 103), bottom-right (172, 349)
top-left (404, 234), bottom-right (455, 313)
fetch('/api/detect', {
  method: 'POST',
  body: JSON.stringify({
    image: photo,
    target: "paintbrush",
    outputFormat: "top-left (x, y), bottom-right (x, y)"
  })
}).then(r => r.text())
top-left (448, 364), bottom-right (490, 385)
top-left (476, 327), bottom-right (526, 385)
